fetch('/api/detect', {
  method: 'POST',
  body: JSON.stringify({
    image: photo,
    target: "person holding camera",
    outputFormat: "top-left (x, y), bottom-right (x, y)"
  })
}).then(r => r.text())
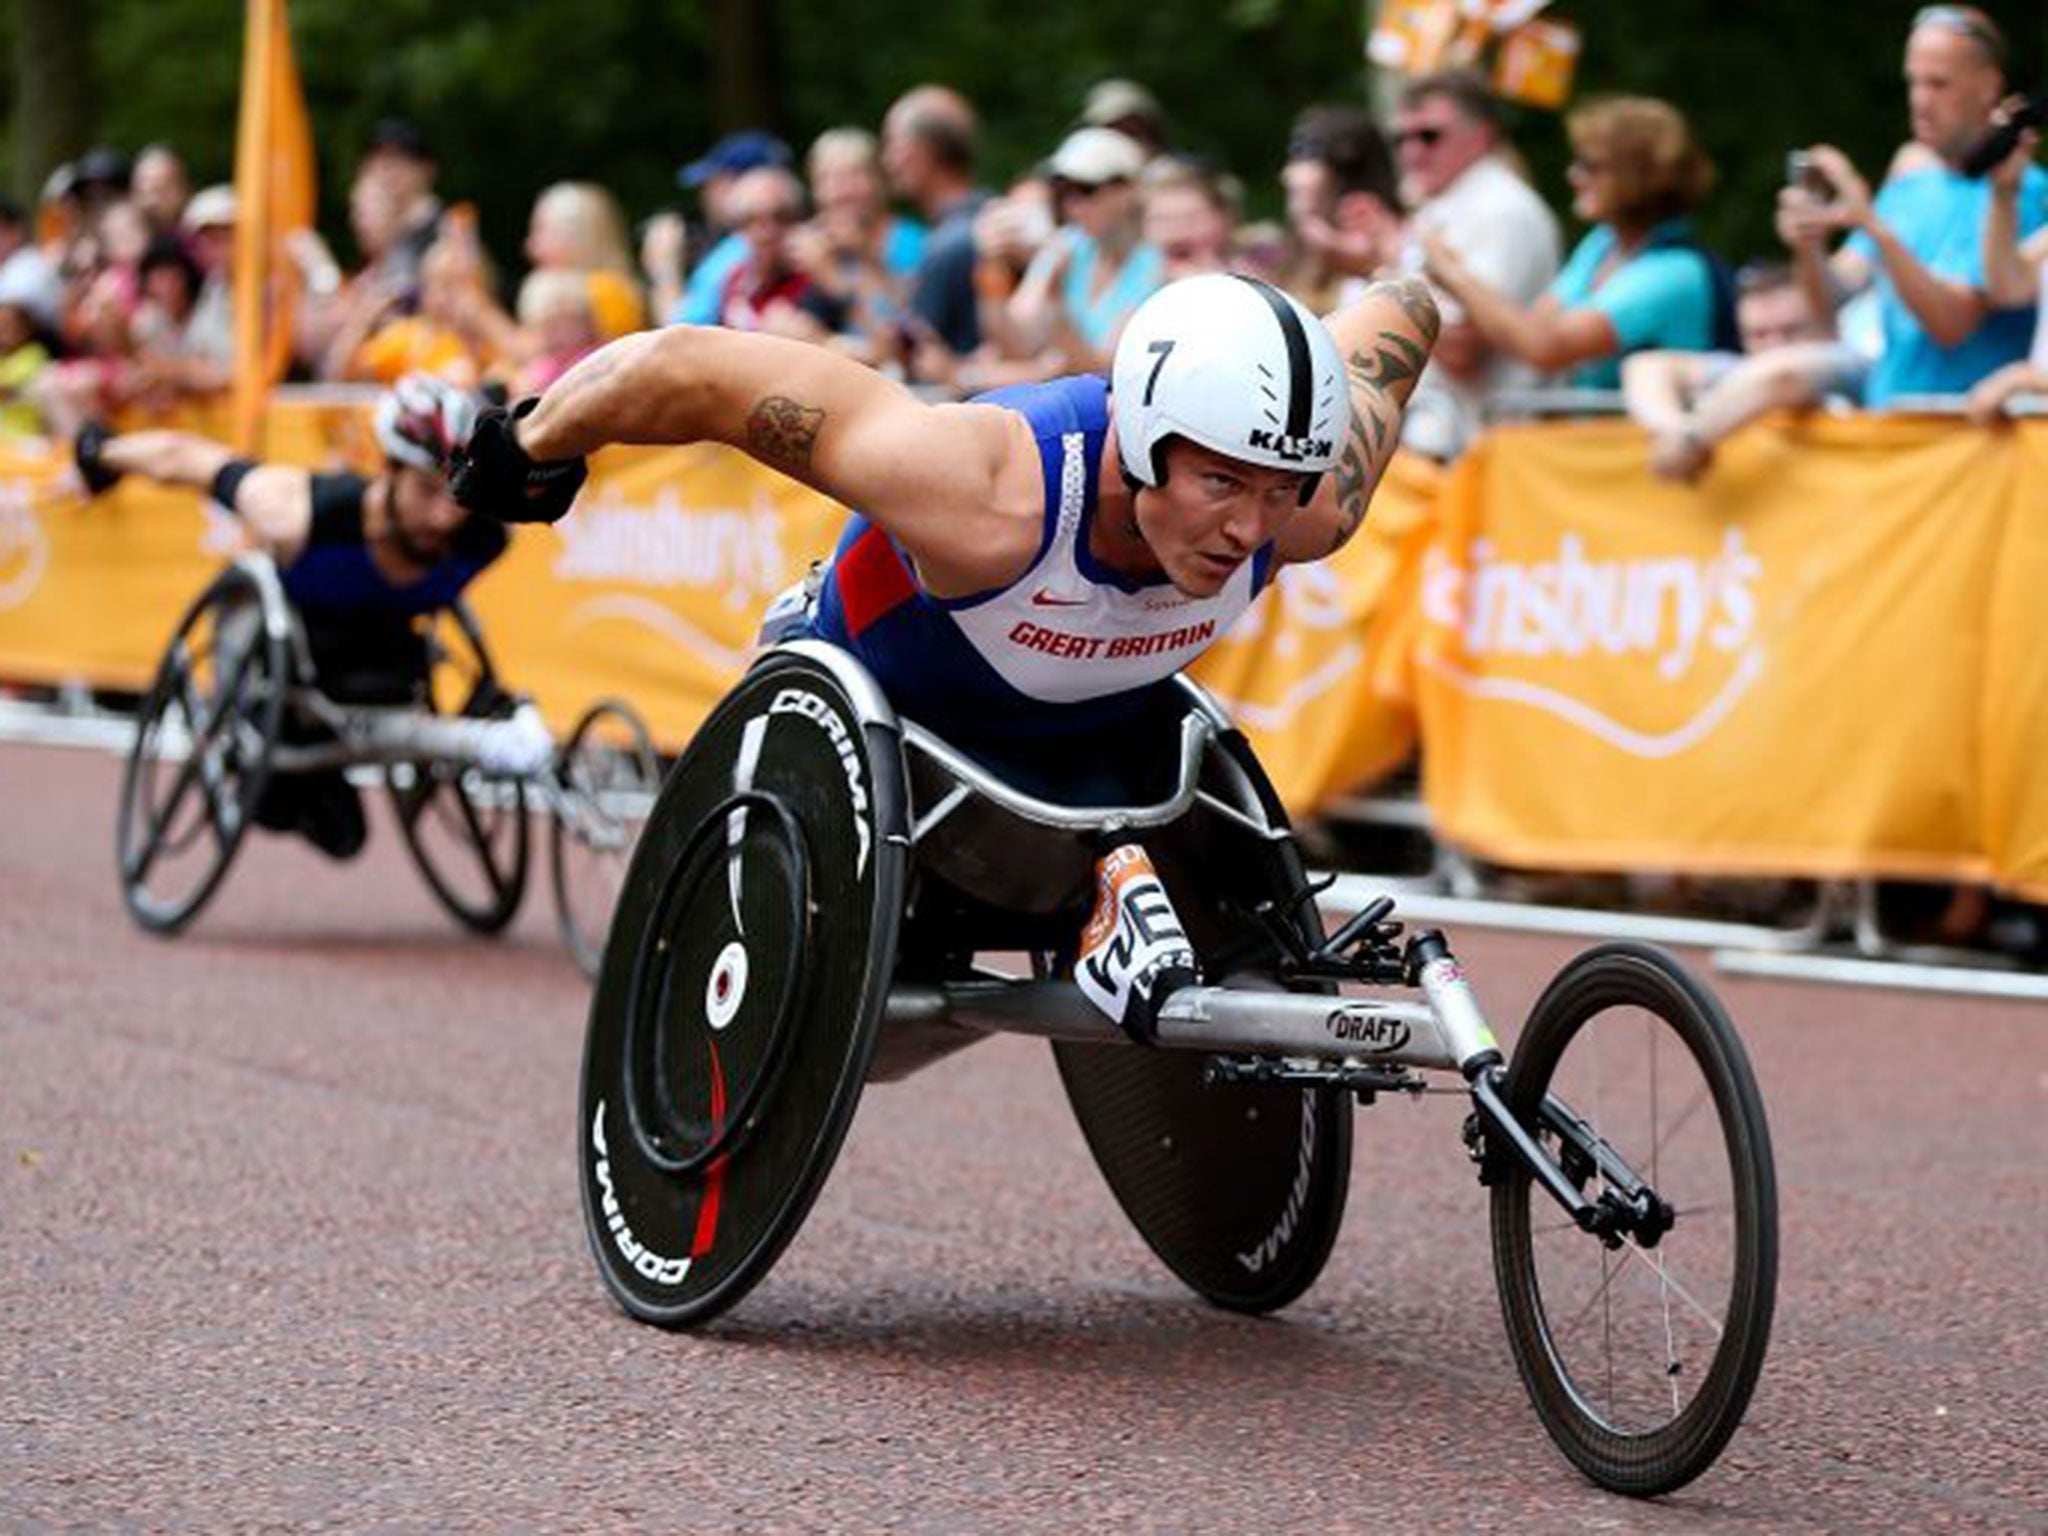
top-left (1965, 120), bottom-right (2047, 421)
top-left (1778, 5), bottom-right (2044, 406)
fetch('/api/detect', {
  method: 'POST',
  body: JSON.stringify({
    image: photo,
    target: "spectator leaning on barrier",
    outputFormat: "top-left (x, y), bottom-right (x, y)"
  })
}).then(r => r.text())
top-left (130, 144), bottom-right (191, 240)
top-left (1426, 95), bottom-right (1731, 392)
top-left (1623, 261), bottom-right (1868, 480)
top-left (712, 166), bottom-right (817, 333)
top-left (520, 182), bottom-right (645, 342)
top-left (997, 128), bottom-right (1163, 373)
top-left (1140, 155), bottom-right (1242, 283)
top-left (305, 166), bottom-right (416, 378)
top-left (1279, 104), bottom-right (1405, 315)
top-left (0, 282), bottom-right (51, 438)
top-left (1779, 5), bottom-right (2046, 407)
top-left (881, 84), bottom-right (993, 381)
top-left (360, 118), bottom-right (444, 303)
top-left (1965, 122), bottom-right (2048, 422)
top-left (0, 196), bottom-right (63, 341)
top-left (1394, 68), bottom-right (1562, 459)
top-left (782, 127), bottom-right (927, 364)
top-left (340, 230), bottom-right (494, 387)
top-left (666, 130), bottom-right (793, 328)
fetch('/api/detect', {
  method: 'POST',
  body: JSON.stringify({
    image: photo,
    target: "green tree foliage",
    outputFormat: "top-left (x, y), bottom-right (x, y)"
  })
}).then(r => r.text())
top-left (2, 0), bottom-right (2041, 271)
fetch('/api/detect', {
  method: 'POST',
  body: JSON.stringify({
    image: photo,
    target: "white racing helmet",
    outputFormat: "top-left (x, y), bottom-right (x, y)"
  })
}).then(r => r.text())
top-left (1111, 273), bottom-right (1347, 503)
top-left (373, 371), bottom-right (480, 475)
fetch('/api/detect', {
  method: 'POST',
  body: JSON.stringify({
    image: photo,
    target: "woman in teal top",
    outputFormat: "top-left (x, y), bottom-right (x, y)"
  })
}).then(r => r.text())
top-left (1426, 96), bottom-right (1730, 392)
top-left (1000, 127), bottom-right (1165, 372)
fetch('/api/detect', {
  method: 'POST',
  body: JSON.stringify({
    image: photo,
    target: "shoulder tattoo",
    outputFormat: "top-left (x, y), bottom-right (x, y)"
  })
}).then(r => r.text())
top-left (746, 396), bottom-right (825, 473)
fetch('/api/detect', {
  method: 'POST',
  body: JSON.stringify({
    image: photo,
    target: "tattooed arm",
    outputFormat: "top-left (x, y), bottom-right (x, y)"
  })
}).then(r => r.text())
top-left (512, 326), bottom-right (1039, 590)
top-left (1273, 274), bottom-right (1441, 565)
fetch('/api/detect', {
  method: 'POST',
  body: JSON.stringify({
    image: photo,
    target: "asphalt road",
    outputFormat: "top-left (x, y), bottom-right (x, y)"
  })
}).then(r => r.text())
top-left (2, 738), bottom-right (2044, 1531)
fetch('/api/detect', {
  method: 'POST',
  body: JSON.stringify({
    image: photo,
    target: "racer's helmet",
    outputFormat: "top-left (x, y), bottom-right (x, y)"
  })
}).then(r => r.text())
top-left (373, 372), bottom-right (479, 476)
top-left (1110, 272), bottom-right (1347, 505)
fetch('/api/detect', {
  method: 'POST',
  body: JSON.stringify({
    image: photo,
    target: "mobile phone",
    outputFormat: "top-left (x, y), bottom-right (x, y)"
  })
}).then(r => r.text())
top-left (1785, 150), bottom-right (1830, 199)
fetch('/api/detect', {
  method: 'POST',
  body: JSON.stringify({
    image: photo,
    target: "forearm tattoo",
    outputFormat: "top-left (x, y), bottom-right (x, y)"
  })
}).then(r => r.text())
top-left (1322, 277), bottom-right (1442, 556)
top-left (1347, 331), bottom-right (1429, 393)
top-left (1330, 418), bottom-right (1373, 553)
top-left (746, 396), bottom-right (825, 474)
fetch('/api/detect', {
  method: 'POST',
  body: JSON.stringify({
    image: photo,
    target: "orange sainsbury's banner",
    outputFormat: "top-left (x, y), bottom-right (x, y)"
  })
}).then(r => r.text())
top-left (1410, 413), bottom-right (2027, 884)
top-left (11, 397), bottom-right (2048, 895)
top-left (1979, 420), bottom-right (2048, 900)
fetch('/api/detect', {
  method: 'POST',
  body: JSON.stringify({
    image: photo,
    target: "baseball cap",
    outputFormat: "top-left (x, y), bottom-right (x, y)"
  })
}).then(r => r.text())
top-left (181, 185), bottom-right (239, 231)
top-left (1048, 127), bottom-right (1146, 187)
top-left (1080, 79), bottom-right (1164, 131)
top-left (74, 146), bottom-right (133, 190)
top-left (366, 117), bottom-right (434, 162)
top-left (678, 130), bottom-right (792, 190)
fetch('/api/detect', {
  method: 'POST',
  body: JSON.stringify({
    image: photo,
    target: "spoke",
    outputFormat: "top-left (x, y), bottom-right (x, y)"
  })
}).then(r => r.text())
top-left (1556, 1240), bottom-right (1631, 1336)
top-left (1618, 1240), bottom-right (1727, 1340)
top-left (1648, 1010), bottom-right (1661, 1191)
top-left (453, 774), bottom-right (516, 902)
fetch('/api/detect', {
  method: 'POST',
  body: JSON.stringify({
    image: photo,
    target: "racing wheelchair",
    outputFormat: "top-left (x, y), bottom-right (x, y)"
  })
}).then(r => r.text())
top-left (114, 554), bottom-right (660, 974)
top-left (579, 640), bottom-right (1778, 1497)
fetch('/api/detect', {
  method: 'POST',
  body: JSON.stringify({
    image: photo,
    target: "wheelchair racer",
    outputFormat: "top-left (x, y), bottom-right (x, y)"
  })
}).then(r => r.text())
top-left (449, 272), bottom-right (1433, 1032)
top-left (449, 271), bottom-right (1437, 778)
top-left (77, 372), bottom-right (539, 857)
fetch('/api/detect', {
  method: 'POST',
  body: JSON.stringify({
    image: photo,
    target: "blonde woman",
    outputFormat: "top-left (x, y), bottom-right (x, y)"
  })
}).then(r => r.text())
top-left (523, 181), bottom-right (645, 340)
top-left (1426, 96), bottom-right (1730, 389)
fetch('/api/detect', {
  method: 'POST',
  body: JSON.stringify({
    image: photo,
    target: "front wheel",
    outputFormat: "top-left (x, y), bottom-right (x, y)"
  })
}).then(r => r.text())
top-left (1489, 942), bottom-right (1777, 1497)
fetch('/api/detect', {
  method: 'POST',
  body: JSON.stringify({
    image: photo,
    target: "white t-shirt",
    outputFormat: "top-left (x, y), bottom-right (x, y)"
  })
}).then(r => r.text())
top-left (1401, 155), bottom-right (1563, 458)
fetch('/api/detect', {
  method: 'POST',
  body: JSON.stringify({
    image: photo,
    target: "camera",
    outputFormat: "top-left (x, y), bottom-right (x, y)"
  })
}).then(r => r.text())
top-left (1784, 150), bottom-right (1831, 200)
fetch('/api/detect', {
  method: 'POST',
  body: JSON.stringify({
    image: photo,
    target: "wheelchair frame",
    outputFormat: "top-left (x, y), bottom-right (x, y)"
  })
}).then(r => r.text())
top-left (579, 640), bottom-right (1781, 1497)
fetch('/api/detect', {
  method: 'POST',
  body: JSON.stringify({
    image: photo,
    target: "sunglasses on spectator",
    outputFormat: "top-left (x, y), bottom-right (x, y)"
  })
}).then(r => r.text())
top-left (1911, 4), bottom-right (2009, 66)
top-left (1569, 156), bottom-right (1610, 176)
top-left (1055, 177), bottom-right (1126, 199)
top-left (1394, 126), bottom-right (1447, 149)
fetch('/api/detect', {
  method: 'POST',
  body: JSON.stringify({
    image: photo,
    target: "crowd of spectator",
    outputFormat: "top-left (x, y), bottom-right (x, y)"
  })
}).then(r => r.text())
top-left (2, 3), bottom-right (2040, 469)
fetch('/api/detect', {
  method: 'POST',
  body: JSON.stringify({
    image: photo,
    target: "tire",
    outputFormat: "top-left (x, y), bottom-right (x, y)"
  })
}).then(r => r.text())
top-left (390, 759), bottom-right (530, 933)
top-left (1490, 942), bottom-right (1777, 1497)
top-left (550, 698), bottom-right (662, 978)
top-left (578, 644), bottom-right (907, 1327)
top-left (388, 606), bottom-right (529, 934)
top-left (115, 564), bottom-right (288, 935)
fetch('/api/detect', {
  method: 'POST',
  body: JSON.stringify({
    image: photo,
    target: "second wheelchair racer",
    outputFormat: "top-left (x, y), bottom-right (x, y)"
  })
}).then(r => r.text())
top-left (76, 373), bottom-right (522, 857)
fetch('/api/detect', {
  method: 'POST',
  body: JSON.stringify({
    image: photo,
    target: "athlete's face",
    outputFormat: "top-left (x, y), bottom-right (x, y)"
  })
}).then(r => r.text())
top-left (387, 464), bottom-right (468, 563)
top-left (1135, 439), bottom-right (1307, 598)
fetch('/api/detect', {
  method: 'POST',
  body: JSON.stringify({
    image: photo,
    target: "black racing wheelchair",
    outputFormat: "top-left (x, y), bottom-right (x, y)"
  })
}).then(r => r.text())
top-left (578, 639), bottom-right (1778, 1497)
top-left (114, 554), bottom-right (659, 973)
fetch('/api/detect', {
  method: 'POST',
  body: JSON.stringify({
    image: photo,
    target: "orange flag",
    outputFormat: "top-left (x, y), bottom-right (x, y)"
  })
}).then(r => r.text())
top-left (231, 0), bottom-right (316, 453)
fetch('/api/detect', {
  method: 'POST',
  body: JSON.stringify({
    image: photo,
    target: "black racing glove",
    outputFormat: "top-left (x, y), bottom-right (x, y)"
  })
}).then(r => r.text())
top-left (448, 398), bottom-right (587, 525)
top-left (74, 421), bottom-right (122, 497)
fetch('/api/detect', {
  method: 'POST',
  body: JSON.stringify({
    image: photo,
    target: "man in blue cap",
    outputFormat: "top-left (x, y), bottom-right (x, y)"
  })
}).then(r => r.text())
top-left (664, 130), bottom-right (793, 327)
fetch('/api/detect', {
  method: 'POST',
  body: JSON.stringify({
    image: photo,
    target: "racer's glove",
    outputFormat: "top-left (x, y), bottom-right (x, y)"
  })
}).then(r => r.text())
top-left (74, 422), bottom-right (122, 497)
top-left (448, 397), bottom-right (587, 525)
